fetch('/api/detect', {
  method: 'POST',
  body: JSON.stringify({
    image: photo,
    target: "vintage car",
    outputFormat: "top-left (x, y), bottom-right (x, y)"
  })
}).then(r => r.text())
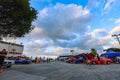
top-left (115, 57), bottom-right (120, 63)
top-left (66, 56), bottom-right (76, 63)
top-left (74, 57), bottom-right (83, 64)
top-left (14, 58), bottom-right (31, 64)
top-left (90, 57), bottom-right (113, 65)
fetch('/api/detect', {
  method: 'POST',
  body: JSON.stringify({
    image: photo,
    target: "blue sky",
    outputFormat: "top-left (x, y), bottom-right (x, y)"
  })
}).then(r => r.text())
top-left (30, 0), bottom-right (88, 10)
top-left (14, 0), bottom-right (120, 58)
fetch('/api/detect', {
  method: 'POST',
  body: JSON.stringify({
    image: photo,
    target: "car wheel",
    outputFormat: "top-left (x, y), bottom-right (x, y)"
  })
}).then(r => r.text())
top-left (106, 61), bottom-right (110, 65)
top-left (92, 62), bottom-right (96, 65)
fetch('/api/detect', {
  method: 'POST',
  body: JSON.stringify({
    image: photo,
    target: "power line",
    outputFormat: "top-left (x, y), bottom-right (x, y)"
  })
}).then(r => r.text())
top-left (112, 34), bottom-right (120, 45)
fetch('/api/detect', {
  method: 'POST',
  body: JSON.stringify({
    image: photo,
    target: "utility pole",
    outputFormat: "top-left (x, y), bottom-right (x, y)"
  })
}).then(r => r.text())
top-left (112, 34), bottom-right (120, 45)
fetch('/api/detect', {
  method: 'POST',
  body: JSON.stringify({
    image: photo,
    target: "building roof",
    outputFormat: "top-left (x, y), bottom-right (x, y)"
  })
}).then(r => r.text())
top-left (0, 41), bottom-right (24, 47)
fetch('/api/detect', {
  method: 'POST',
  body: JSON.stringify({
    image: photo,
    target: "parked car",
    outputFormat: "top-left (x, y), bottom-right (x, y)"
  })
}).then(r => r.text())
top-left (74, 57), bottom-right (83, 64)
top-left (115, 57), bottom-right (120, 63)
top-left (3, 59), bottom-right (15, 68)
top-left (90, 57), bottom-right (113, 65)
top-left (66, 56), bottom-right (76, 63)
top-left (14, 58), bottom-right (31, 64)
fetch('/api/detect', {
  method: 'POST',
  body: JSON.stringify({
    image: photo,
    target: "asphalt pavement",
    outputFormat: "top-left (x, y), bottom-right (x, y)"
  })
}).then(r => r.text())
top-left (0, 61), bottom-right (120, 80)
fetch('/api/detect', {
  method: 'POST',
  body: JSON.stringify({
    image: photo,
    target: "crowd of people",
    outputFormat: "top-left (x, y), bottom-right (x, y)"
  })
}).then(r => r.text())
top-left (0, 48), bottom-right (107, 74)
top-left (58, 48), bottom-right (102, 65)
top-left (34, 57), bottom-right (55, 64)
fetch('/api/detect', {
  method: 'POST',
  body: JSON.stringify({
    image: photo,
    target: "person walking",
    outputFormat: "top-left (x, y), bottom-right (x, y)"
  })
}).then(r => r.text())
top-left (0, 49), bottom-right (7, 73)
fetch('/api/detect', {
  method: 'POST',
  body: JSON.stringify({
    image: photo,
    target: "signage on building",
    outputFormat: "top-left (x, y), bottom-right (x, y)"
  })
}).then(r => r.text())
top-left (0, 41), bottom-right (24, 56)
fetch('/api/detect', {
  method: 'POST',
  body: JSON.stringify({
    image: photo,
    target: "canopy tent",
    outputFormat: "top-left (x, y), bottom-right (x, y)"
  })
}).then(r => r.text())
top-left (101, 50), bottom-right (120, 58)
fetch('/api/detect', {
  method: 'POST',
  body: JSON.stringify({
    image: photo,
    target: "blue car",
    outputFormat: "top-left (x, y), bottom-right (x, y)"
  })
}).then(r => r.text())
top-left (14, 58), bottom-right (31, 64)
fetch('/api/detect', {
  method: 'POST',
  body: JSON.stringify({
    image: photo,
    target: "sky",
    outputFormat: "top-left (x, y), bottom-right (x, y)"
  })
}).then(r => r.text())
top-left (11, 0), bottom-right (120, 58)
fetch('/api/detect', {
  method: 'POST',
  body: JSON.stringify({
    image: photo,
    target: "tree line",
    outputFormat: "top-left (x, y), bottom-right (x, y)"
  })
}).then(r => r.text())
top-left (104, 48), bottom-right (120, 52)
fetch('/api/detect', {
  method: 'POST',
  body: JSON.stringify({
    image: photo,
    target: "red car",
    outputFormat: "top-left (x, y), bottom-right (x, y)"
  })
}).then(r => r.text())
top-left (90, 57), bottom-right (113, 65)
top-left (66, 56), bottom-right (76, 63)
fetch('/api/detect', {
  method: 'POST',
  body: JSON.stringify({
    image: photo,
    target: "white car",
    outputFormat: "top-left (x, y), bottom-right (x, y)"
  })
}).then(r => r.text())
top-left (3, 59), bottom-right (15, 68)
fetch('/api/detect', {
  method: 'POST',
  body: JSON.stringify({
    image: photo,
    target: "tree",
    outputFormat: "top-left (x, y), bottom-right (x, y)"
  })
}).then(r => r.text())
top-left (105, 48), bottom-right (120, 52)
top-left (0, 0), bottom-right (37, 38)
top-left (91, 48), bottom-right (98, 56)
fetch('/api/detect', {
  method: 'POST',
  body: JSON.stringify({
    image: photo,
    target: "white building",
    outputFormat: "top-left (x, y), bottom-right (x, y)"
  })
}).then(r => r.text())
top-left (0, 41), bottom-right (24, 56)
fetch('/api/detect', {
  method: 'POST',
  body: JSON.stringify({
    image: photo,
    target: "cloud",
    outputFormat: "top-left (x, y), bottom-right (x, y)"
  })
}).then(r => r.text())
top-left (54, 31), bottom-right (108, 50)
top-left (25, 39), bottom-right (54, 49)
top-left (25, 27), bottom-right (43, 39)
top-left (34, 3), bottom-right (92, 40)
top-left (115, 19), bottom-right (120, 24)
top-left (110, 41), bottom-right (120, 48)
top-left (109, 26), bottom-right (120, 34)
top-left (91, 29), bottom-right (108, 38)
top-left (87, 0), bottom-right (99, 10)
top-left (20, 2), bottom-right (120, 57)
top-left (104, 0), bottom-right (115, 11)
top-left (21, 25), bottom-right (120, 57)
top-left (17, 3), bottom-right (93, 57)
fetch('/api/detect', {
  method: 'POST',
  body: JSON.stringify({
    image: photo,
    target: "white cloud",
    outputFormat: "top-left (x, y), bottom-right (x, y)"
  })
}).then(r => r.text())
top-left (34, 40), bottom-right (43, 44)
top-left (115, 19), bottom-right (120, 24)
top-left (25, 27), bottom-right (43, 39)
top-left (26, 39), bottom-right (54, 49)
top-left (110, 41), bottom-right (120, 48)
top-left (21, 25), bottom-right (120, 57)
top-left (109, 26), bottom-right (120, 34)
top-left (104, 0), bottom-right (115, 11)
top-left (53, 47), bottom-right (68, 56)
top-left (18, 2), bottom-right (120, 57)
top-left (91, 29), bottom-right (108, 38)
top-left (87, 0), bottom-right (99, 10)
top-left (34, 3), bottom-right (92, 40)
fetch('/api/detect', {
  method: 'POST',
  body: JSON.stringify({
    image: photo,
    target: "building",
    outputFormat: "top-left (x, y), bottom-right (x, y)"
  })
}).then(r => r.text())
top-left (0, 41), bottom-right (24, 57)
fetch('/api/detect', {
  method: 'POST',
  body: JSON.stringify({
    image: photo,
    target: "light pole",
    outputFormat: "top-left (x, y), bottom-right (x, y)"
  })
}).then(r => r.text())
top-left (112, 34), bottom-right (120, 45)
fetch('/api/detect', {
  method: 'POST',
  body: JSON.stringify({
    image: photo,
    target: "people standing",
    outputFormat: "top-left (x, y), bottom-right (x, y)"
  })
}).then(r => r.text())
top-left (35, 57), bottom-right (39, 64)
top-left (0, 49), bottom-right (7, 73)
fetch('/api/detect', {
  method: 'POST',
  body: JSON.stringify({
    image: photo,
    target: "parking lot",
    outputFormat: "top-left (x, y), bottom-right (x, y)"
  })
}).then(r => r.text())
top-left (0, 61), bottom-right (120, 80)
